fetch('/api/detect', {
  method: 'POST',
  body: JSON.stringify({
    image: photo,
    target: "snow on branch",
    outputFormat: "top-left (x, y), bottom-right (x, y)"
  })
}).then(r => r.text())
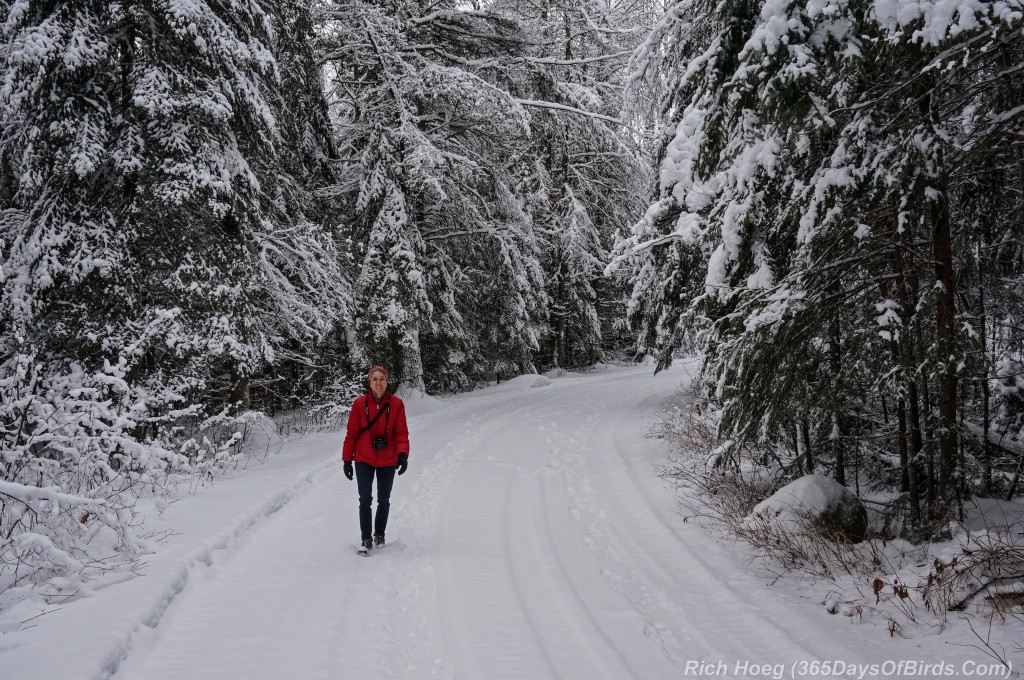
top-left (408, 9), bottom-right (497, 27)
top-left (0, 480), bottom-right (104, 509)
top-left (525, 50), bottom-right (634, 66)
top-left (513, 99), bottom-right (623, 125)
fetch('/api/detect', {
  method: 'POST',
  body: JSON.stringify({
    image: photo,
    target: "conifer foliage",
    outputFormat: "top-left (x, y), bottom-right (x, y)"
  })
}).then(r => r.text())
top-left (617, 0), bottom-right (1024, 530)
top-left (0, 0), bottom-right (346, 590)
top-left (321, 0), bottom-right (648, 389)
top-left (498, 0), bottom-right (653, 369)
top-left (321, 1), bottom-right (540, 392)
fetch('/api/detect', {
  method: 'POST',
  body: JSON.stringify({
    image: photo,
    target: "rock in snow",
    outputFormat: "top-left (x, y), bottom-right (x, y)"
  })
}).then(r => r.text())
top-left (751, 474), bottom-right (868, 543)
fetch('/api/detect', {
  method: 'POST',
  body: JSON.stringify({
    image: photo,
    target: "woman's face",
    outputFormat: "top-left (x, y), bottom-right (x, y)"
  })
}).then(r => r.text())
top-left (369, 370), bottom-right (388, 398)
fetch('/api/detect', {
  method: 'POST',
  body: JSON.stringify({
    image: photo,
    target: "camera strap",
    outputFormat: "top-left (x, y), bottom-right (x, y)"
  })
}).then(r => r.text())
top-left (357, 395), bottom-right (390, 438)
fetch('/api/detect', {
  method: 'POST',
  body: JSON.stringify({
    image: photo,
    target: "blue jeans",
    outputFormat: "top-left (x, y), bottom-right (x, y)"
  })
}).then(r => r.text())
top-left (355, 462), bottom-right (396, 540)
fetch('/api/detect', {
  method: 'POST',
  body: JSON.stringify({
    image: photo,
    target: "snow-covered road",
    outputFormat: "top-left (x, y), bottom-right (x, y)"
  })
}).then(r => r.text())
top-left (108, 365), bottom-right (887, 680)
top-left (6, 364), bottom-right (979, 680)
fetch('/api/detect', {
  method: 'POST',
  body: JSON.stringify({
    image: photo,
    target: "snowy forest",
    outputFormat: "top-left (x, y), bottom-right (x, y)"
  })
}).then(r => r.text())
top-left (2, 0), bottom-right (1024, 605)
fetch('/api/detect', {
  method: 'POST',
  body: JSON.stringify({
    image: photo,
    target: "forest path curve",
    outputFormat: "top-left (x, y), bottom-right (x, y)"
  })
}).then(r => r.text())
top-left (112, 364), bottom-right (897, 680)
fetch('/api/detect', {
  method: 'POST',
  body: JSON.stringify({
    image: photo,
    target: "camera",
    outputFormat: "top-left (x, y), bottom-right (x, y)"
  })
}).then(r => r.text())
top-left (372, 437), bottom-right (388, 450)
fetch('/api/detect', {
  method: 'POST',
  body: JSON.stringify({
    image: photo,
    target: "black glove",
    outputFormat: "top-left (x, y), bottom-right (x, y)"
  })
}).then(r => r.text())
top-left (344, 460), bottom-right (353, 480)
top-left (397, 453), bottom-right (408, 476)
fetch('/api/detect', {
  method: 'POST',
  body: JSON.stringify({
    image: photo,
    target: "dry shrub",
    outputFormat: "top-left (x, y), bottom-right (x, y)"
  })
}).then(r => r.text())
top-left (921, 531), bottom-right (1024, 622)
top-left (654, 403), bottom-right (1023, 650)
top-left (652, 404), bottom-right (777, 522)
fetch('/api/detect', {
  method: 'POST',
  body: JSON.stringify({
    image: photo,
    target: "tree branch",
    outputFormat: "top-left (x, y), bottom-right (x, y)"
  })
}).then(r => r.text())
top-left (526, 50), bottom-right (633, 66)
top-left (513, 99), bottom-right (622, 125)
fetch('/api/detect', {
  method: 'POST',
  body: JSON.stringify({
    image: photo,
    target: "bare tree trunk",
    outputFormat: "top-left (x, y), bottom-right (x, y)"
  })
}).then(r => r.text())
top-left (1007, 453), bottom-right (1023, 502)
top-left (934, 187), bottom-right (959, 514)
top-left (892, 241), bottom-right (922, 520)
top-left (897, 398), bottom-right (909, 492)
top-left (979, 250), bottom-right (993, 494)
top-left (229, 362), bottom-right (250, 413)
top-left (555, 259), bottom-right (567, 368)
top-left (402, 325), bottom-right (426, 393)
top-left (1000, 42), bottom-right (1024, 193)
top-left (801, 419), bottom-right (814, 474)
top-left (829, 316), bottom-right (845, 486)
top-left (907, 377), bottom-right (924, 518)
top-left (920, 350), bottom-right (936, 506)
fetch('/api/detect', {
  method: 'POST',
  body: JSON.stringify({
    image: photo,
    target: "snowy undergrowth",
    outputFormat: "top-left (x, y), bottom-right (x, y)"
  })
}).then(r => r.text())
top-left (654, 404), bottom-right (1024, 668)
top-left (0, 363), bottom-right (292, 615)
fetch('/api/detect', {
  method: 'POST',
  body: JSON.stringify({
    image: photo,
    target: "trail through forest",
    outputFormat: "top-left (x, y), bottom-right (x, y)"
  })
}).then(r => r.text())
top-left (4, 365), bottom-right (1012, 680)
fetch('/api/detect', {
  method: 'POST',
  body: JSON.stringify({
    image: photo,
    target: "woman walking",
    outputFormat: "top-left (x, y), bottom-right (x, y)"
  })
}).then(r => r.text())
top-left (342, 366), bottom-right (410, 555)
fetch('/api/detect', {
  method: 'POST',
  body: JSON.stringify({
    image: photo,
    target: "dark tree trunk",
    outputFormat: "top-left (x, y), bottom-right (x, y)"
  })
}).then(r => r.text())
top-left (897, 398), bottom-right (909, 492)
top-left (892, 240), bottom-right (922, 521)
top-left (979, 257), bottom-right (993, 494)
top-left (934, 187), bottom-right (958, 514)
top-left (802, 419), bottom-right (813, 474)
top-left (229, 363), bottom-right (250, 412)
top-left (829, 316), bottom-right (845, 486)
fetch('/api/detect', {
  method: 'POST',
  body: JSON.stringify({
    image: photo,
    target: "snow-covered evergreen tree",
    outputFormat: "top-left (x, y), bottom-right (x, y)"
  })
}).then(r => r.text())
top-left (321, 0), bottom-right (549, 389)
top-left (260, 0), bottom-right (356, 407)
top-left (616, 0), bottom-right (1024, 527)
top-left (496, 0), bottom-right (652, 368)
top-left (0, 0), bottom-right (347, 588)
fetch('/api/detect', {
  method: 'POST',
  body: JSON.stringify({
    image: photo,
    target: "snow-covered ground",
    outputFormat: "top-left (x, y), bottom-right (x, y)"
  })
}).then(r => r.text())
top-left (2, 364), bottom-right (1020, 679)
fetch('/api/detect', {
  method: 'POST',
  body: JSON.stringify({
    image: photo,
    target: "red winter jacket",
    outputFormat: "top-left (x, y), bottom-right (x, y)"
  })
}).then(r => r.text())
top-left (342, 392), bottom-right (410, 467)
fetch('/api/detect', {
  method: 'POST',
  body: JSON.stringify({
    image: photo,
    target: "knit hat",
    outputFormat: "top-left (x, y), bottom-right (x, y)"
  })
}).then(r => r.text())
top-left (367, 365), bottom-right (390, 379)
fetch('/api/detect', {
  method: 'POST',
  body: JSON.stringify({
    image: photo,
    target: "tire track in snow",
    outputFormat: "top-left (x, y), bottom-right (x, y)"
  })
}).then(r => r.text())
top-left (427, 376), bottom-right (682, 679)
top-left (537, 386), bottom-right (710, 670)
top-left (427, 396), bottom-right (567, 679)
top-left (562, 369), bottom-right (871, 669)
top-left (509, 368), bottom-right (797, 670)
top-left (585, 381), bottom-right (792, 662)
top-left (533, 473), bottom-right (651, 680)
top-left (342, 390), bottom-right (578, 679)
top-left (100, 456), bottom-right (340, 680)
top-left (115, 469), bottom-right (359, 680)
top-left (531, 404), bottom-right (679, 680)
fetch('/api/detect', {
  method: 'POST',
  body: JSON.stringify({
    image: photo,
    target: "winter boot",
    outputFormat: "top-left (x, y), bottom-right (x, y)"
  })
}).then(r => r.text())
top-left (374, 534), bottom-right (386, 548)
top-left (358, 538), bottom-right (373, 555)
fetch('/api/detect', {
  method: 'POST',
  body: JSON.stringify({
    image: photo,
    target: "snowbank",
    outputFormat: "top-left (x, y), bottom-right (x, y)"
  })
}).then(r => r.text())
top-left (0, 436), bottom-right (341, 680)
top-left (475, 373), bottom-right (553, 395)
top-left (395, 387), bottom-right (448, 417)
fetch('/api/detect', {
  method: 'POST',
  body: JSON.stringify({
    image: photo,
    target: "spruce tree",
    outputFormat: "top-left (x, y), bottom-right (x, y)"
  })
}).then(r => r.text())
top-left (617, 0), bottom-right (1024, 528)
top-left (321, 0), bottom-right (548, 389)
top-left (0, 0), bottom-right (347, 585)
top-left (498, 0), bottom-right (652, 368)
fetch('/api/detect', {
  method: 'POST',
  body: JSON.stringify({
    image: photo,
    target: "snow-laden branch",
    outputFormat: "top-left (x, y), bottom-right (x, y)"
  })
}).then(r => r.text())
top-left (513, 99), bottom-right (622, 125)
top-left (525, 50), bottom-right (633, 66)
top-left (0, 480), bottom-right (105, 508)
top-left (408, 9), bottom-right (497, 27)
